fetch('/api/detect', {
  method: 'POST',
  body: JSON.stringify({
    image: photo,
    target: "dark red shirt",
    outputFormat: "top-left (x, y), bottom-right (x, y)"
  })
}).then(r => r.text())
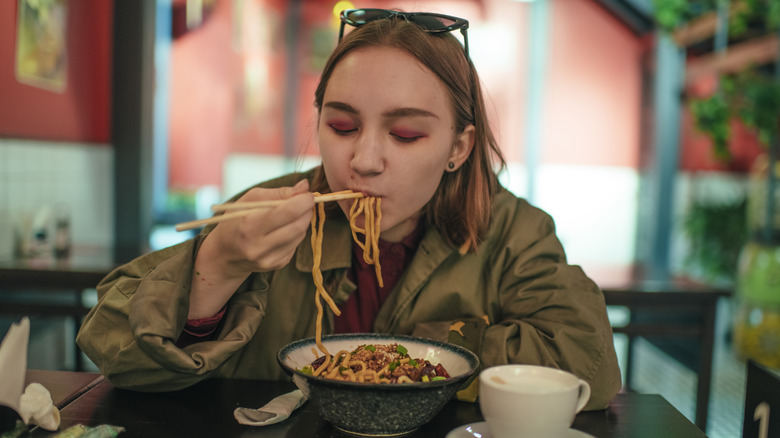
top-left (334, 225), bottom-right (423, 333)
top-left (175, 306), bottom-right (225, 348)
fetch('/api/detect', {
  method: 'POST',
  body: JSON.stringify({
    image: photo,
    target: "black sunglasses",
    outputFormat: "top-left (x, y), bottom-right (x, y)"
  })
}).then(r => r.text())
top-left (338, 8), bottom-right (470, 58)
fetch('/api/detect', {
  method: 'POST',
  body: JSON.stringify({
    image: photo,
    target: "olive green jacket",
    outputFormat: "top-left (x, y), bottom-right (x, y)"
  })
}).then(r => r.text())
top-left (76, 171), bottom-right (621, 410)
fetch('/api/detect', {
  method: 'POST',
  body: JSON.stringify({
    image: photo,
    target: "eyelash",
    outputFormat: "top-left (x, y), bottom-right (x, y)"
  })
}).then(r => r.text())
top-left (327, 123), bottom-right (424, 143)
top-left (391, 132), bottom-right (423, 143)
top-left (328, 123), bottom-right (357, 136)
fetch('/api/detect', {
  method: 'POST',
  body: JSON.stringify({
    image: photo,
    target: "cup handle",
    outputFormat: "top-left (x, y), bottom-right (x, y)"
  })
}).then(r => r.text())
top-left (574, 380), bottom-right (591, 413)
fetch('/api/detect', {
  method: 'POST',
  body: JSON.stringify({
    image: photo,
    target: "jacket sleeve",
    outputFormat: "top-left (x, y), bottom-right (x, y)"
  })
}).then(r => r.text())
top-left (413, 207), bottom-right (622, 410)
top-left (76, 236), bottom-right (269, 392)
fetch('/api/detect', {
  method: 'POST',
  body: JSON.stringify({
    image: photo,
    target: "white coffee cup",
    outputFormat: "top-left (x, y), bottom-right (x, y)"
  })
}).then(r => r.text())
top-left (479, 365), bottom-right (591, 438)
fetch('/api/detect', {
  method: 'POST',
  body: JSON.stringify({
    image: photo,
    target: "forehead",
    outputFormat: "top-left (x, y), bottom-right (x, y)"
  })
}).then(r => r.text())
top-left (324, 46), bottom-right (452, 117)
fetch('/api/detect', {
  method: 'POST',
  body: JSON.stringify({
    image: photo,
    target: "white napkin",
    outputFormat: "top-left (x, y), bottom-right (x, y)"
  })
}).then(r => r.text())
top-left (0, 318), bottom-right (30, 415)
top-left (19, 383), bottom-right (60, 431)
top-left (0, 317), bottom-right (61, 431)
top-left (233, 389), bottom-right (307, 426)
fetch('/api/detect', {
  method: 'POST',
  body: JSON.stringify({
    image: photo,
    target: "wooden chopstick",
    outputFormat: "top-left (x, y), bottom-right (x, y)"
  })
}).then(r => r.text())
top-left (175, 191), bottom-right (364, 232)
top-left (210, 190), bottom-right (362, 212)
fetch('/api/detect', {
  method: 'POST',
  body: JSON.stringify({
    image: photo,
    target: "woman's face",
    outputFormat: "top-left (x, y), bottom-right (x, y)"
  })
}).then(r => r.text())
top-left (318, 46), bottom-right (472, 242)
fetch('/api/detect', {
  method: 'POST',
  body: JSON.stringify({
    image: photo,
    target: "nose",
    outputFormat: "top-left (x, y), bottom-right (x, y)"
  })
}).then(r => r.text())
top-left (350, 130), bottom-right (384, 176)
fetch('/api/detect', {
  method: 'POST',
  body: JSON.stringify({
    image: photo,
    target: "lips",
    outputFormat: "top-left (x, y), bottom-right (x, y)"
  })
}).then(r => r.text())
top-left (348, 187), bottom-right (381, 198)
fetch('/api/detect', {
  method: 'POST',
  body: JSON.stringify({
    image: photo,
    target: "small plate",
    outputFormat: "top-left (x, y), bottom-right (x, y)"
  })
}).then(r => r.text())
top-left (446, 422), bottom-right (596, 438)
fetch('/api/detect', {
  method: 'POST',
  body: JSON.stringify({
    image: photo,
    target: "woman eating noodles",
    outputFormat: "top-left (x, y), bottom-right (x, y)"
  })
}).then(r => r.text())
top-left (77, 8), bottom-right (621, 410)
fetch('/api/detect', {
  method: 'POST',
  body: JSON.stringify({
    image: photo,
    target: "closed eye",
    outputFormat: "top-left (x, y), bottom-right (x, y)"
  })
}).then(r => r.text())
top-left (390, 129), bottom-right (426, 143)
top-left (328, 121), bottom-right (358, 135)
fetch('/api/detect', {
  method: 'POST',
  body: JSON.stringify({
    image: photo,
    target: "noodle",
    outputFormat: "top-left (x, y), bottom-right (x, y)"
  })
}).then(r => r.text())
top-left (310, 194), bottom-right (384, 357)
top-left (303, 343), bottom-right (452, 384)
top-left (348, 198), bottom-right (383, 287)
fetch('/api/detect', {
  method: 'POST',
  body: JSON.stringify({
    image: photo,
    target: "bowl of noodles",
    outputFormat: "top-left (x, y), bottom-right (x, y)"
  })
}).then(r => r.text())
top-left (277, 333), bottom-right (480, 436)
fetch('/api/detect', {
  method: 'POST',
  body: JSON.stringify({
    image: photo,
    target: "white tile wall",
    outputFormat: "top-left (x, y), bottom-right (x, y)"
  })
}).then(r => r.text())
top-left (0, 138), bottom-right (113, 258)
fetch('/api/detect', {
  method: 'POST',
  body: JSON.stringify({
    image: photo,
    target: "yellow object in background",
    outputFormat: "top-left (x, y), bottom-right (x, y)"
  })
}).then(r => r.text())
top-left (732, 241), bottom-right (780, 369)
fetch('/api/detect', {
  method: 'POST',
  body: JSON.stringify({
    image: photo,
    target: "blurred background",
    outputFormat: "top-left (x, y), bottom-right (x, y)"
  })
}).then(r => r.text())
top-left (1, 0), bottom-right (779, 437)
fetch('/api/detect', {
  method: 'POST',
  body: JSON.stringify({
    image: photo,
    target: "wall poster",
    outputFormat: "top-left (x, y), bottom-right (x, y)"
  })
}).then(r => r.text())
top-left (15, 0), bottom-right (67, 92)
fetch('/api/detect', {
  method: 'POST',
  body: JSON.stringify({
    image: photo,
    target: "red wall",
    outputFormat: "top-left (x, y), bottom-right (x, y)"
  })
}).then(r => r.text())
top-left (0, 0), bottom-right (112, 143)
top-left (168, 0), bottom-right (644, 189)
top-left (168, 0), bottom-right (289, 188)
top-left (543, 0), bottom-right (642, 168)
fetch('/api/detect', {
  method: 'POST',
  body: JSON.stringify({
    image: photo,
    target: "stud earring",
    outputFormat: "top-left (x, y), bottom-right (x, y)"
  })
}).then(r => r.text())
top-left (448, 162), bottom-right (455, 170)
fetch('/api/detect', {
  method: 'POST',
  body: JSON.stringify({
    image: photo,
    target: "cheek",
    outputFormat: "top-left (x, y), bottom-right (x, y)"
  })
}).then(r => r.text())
top-left (386, 164), bottom-right (443, 213)
top-left (318, 133), bottom-right (346, 175)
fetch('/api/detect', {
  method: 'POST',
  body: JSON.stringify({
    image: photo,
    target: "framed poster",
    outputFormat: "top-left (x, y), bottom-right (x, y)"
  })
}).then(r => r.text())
top-left (15, 0), bottom-right (67, 92)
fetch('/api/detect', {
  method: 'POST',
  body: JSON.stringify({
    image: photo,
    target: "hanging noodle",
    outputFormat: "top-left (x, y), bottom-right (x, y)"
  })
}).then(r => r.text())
top-left (310, 194), bottom-right (384, 360)
top-left (349, 197), bottom-right (383, 287)
top-left (306, 199), bottom-right (453, 384)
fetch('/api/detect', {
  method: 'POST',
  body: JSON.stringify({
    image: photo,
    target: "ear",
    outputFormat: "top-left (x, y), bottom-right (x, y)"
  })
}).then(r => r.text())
top-left (447, 124), bottom-right (476, 172)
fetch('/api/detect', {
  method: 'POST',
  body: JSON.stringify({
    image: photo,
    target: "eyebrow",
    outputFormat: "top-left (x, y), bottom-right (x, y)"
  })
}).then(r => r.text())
top-left (322, 101), bottom-right (439, 120)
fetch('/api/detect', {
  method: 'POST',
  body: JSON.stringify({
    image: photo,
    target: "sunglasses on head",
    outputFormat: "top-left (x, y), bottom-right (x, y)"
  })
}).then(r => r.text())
top-left (338, 8), bottom-right (470, 58)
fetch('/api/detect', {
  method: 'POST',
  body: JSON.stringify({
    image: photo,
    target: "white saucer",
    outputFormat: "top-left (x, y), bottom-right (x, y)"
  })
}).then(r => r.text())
top-left (445, 422), bottom-right (595, 438)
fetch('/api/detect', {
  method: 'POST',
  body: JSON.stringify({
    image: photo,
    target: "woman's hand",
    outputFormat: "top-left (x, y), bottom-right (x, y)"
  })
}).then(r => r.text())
top-left (188, 179), bottom-right (315, 319)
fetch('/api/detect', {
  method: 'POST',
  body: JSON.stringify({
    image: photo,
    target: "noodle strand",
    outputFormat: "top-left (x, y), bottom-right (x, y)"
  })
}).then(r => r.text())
top-left (310, 194), bottom-right (384, 358)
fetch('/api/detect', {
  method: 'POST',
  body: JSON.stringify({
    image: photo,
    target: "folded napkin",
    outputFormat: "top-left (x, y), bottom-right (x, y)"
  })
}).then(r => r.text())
top-left (19, 383), bottom-right (60, 431)
top-left (0, 318), bottom-right (29, 416)
top-left (0, 318), bottom-right (61, 432)
top-left (233, 389), bottom-right (307, 426)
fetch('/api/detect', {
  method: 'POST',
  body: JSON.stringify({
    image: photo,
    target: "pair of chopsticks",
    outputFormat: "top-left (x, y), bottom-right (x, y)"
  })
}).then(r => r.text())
top-left (175, 190), bottom-right (363, 232)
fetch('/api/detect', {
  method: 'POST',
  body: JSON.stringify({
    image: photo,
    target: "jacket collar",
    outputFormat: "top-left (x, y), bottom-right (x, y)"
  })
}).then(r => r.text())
top-left (374, 226), bottom-right (459, 331)
top-left (295, 213), bottom-right (353, 273)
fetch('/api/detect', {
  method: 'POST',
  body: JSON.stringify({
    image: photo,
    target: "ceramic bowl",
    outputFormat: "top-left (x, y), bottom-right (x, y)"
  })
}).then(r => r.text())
top-left (277, 333), bottom-right (480, 436)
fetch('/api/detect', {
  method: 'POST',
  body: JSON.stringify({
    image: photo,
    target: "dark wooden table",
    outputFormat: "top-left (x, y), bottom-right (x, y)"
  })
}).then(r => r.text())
top-left (0, 246), bottom-right (115, 290)
top-left (0, 247), bottom-right (116, 370)
top-left (23, 371), bottom-right (707, 438)
top-left (600, 277), bottom-right (731, 432)
top-left (24, 370), bottom-right (105, 409)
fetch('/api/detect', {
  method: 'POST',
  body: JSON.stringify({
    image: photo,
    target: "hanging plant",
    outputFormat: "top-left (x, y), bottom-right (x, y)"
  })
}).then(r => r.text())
top-left (689, 92), bottom-right (732, 161)
top-left (731, 0), bottom-right (780, 33)
top-left (651, 0), bottom-right (703, 33)
top-left (730, 71), bottom-right (780, 147)
top-left (652, 0), bottom-right (780, 36)
top-left (689, 70), bottom-right (780, 163)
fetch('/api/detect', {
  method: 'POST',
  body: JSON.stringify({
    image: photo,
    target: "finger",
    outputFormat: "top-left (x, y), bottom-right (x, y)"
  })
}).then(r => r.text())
top-left (239, 208), bottom-right (312, 270)
top-left (291, 179), bottom-right (309, 194)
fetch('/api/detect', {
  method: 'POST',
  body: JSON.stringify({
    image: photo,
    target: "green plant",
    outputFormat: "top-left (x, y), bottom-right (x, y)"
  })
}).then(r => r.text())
top-left (651, 1), bottom-right (780, 162)
top-left (652, 0), bottom-right (702, 33)
top-left (651, 0), bottom-right (780, 35)
top-left (683, 198), bottom-right (748, 283)
top-left (689, 92), bottom-right (731, 161)
top-left (689, 70), bottom-right (780, 162)
top-left (729, 71), bottom-right (780, 147)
